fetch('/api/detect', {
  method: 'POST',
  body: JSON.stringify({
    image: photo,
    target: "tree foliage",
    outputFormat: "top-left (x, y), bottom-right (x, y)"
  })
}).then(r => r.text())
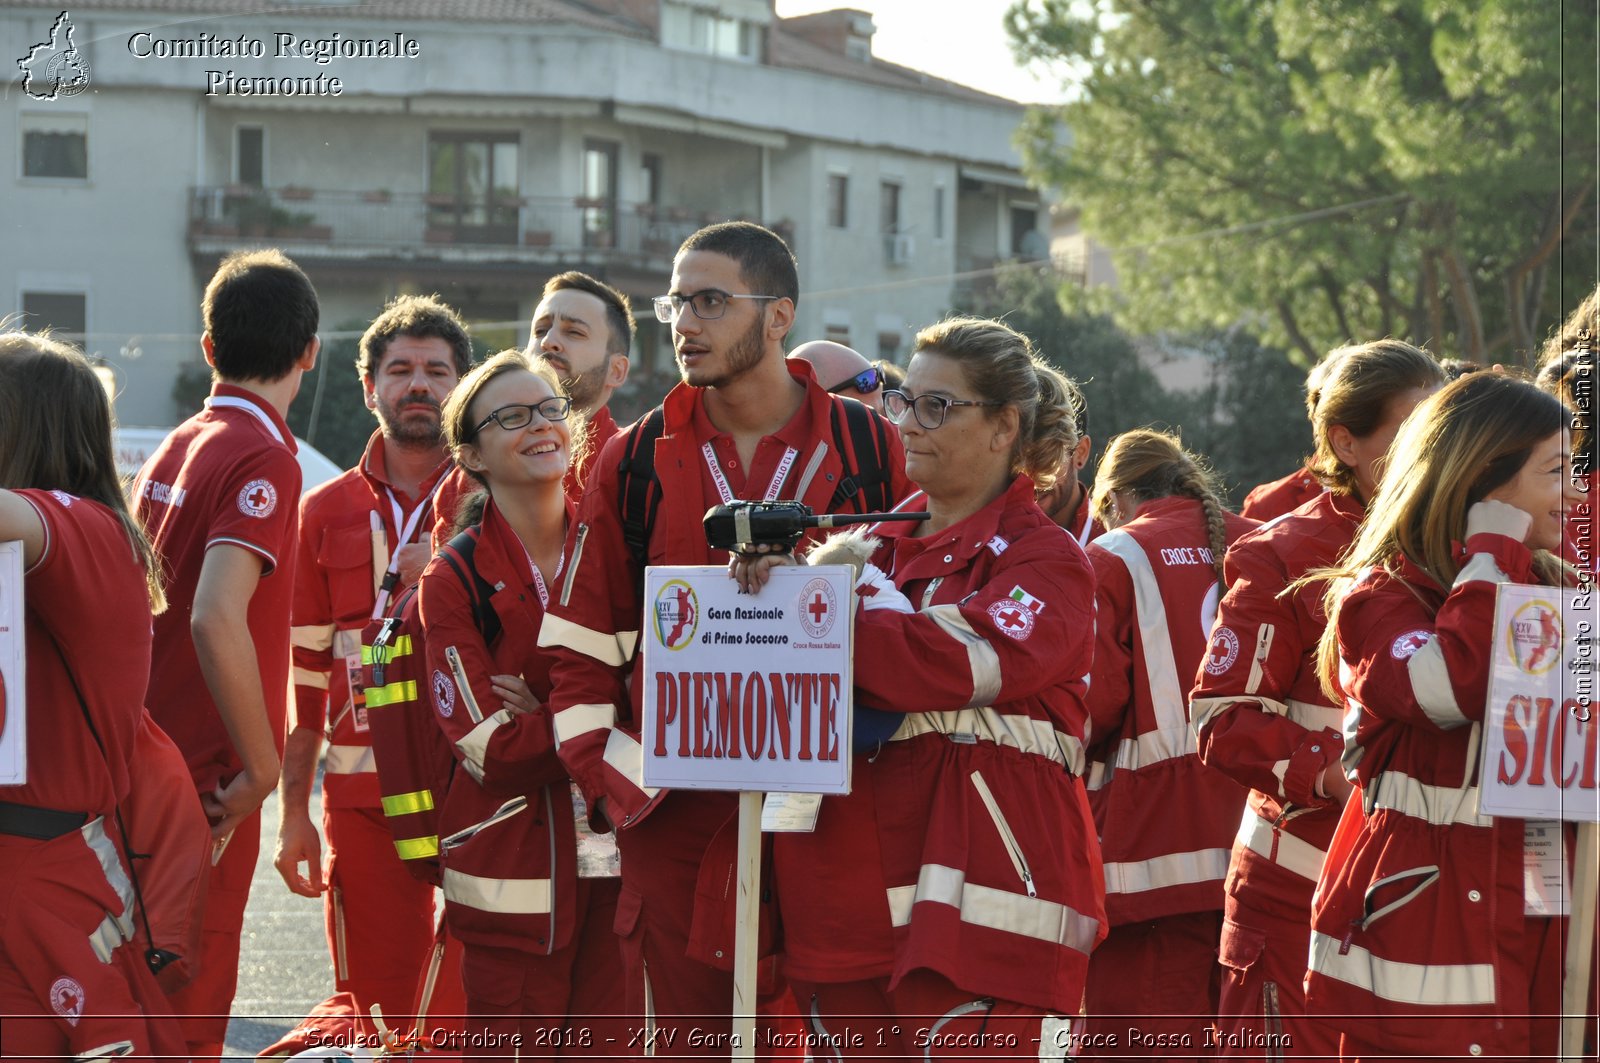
top-left (1007, 0), bottom-right (1597, 367)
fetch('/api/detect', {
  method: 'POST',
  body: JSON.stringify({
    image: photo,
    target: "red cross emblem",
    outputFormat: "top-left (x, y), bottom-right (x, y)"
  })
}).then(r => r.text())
top-left (987, 598), bottom-right (1035, 640)
top-left (236, 478), bottom-right (277, 518)
top-left (808, 592), bottom-right (830, 625)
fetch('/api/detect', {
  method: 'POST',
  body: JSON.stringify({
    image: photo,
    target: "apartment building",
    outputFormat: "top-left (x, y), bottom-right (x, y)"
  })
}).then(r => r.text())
top-left (5, 0), bottom-right (1049, 424)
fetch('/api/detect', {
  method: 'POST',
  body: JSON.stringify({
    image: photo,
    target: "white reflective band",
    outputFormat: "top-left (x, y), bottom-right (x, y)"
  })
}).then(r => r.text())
top-left (332, 628), bottom-right (363, 658)
top-left (1404, 638), bottom-right (1469, 730)
top-left (206, 393), bottom-right (286, 444)
top-left (324, 743), bottom-right (377, 776)
top-left (1094, 530), bottom-right (1190, 741)
top-left (553, 702), bottom-right (618, 747)
top-left (87, 908), bottom-right (132, 964)
top-left (885, 863), bottom-right (1100, 954)
top-left (603, 728), bottom-right (661, 800)
top-left (1245, 624), bottom-right (1274, 695)
top-left (1191, 694), bottom-right (1282, 738)
top-left (1103, 847), bottom-right (1232, 896)
top-left (294, 666), bottom-right (330, 690)
top-left (76, 1039), bottom-right (136, 1059)
top-left (456, 709), bottom-right (511, 784)
top-left (442, 868), bottom-right (552, 915)
top-left (1309, 930), bottom-right (1495, 1006)
top-left (292, 623), bottom-right (335, 652)
top-left (1235, 807), bottom-right (1327, 882)
top-left (539, 613), bottom-right (625, 667)
top-left (891, 707), bottom-right (1083, 773)
top-left (1454, 552), bottom-right (1512, 589)
top-left (1368, 769), bottom-right (1493, 828)
top-left (81, 819), bottom-right (135, 963)
top-left (618, 629), bottom-right (640, 661)
top-left (924, 604), bottom-right (1003, 708)
top-left (445, 646), bottom-right (485, 725)
top-left (1286, 698), bottom-right (1340, 730)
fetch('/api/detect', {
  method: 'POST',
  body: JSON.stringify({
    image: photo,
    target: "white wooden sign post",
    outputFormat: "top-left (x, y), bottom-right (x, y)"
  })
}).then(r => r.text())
top-left (1480, 584), bottom-right (1598, 1059)
top-left (0, 541), bottom-right (25, 786)
top-left (641, 564), bottom-right (854, 1060)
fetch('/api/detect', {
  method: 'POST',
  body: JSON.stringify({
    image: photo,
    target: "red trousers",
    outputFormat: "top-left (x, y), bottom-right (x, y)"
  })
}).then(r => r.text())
top-left (1214, 907), bottom-right (1338, 1060)
top-left (1080, 910), bottom-right (1222, 1059)
top-left (451, 876), bottom-right (627, 1061)
top-left (322, 802), bottom-right (437, 1030)
top-left (789, 969), bottom-right (1047, 1061)
top-left (164, 805), bottom-right (260, 1062)
top-left (0, 827), bottom-right (186, 1059)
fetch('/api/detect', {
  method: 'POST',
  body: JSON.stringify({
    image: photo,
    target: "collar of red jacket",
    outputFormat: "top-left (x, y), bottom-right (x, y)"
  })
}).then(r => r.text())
top-left (208, 381), bottom-right (297, 452)
top-left (475, 491), bottom-right (577, 591)
top-left (881, 474), bottom-right (1040, 566)
top-left (664, 357), bottom-right (827, 453)
top-left (357, 428), bottom-right (453, 506)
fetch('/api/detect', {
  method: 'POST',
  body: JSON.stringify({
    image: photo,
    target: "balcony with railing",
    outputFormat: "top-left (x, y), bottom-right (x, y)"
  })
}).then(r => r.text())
top-left (185, 186), bottom-right (787, 267)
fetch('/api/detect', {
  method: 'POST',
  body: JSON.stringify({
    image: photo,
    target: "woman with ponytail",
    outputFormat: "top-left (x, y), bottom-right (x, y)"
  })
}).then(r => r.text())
top-left (736, 316), bottom-right (1105, 1057)
top-left (1188, 339), bottom-right (1444, 1058)
top-left (1077, 429), bottom-right (1257, 1054)
top-left (1304, 372), bottom-right (1582, 1060)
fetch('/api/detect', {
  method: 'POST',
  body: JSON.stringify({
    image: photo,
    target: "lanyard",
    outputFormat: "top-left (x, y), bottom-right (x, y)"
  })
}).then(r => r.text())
top-left (701, 441), bottom-right (799, 505)
top-left (520, 536), bottom-right (567, 609)
top-left (370, 477), bottom-right (445, 619)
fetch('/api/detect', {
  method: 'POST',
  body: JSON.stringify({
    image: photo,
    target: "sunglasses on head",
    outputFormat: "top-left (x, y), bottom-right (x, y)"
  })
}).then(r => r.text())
top-left (828, 364), bottom-right (884, 396)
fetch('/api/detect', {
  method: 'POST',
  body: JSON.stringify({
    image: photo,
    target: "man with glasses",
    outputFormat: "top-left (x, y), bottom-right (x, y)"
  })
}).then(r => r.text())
top-left (790, 339), bottom-right (886, 415)
top-left (539, 221), bottom-right (913, 1053)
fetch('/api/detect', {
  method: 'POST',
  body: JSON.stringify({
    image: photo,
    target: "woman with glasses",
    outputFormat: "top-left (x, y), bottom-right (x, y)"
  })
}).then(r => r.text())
top-left (418, 350), bottom-right (620, 1055)
top-left (738, 316), bottom-right (1106, 1056)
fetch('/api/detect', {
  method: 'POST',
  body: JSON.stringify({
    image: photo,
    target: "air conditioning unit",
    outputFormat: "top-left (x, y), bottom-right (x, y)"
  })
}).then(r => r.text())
top-left (886, 233), bottom-right (915, 266)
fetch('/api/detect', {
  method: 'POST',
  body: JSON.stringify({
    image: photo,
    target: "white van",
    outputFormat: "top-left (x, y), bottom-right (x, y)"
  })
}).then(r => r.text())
top-left (115, 426), bottom-right (343, 489)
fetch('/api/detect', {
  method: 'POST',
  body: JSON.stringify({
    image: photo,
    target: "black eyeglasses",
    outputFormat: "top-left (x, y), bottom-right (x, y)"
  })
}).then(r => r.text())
top-left (882, 389), bottom-right (1005, 430)
top-left (653, 290), bottom-right (779, 323)
top-left (472, 397), bottom-right (572, 437)
top-left (828, 364), bottom-right (884, 396)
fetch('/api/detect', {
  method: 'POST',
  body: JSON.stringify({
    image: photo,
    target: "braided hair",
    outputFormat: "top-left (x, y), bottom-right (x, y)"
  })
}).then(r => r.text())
top-left (1090, 428), bottom-right (1231, 582)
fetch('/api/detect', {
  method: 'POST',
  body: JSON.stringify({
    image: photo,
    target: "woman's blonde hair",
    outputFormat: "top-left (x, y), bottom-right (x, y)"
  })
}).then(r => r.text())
top-left (912, 316), bottom-right (1081, 495)
top-left (1307, 339), bottom-right (1445, 497)
top-left (1091, 428), bottom-right (1231, 582)
top-left (1313, 372), bottom-right (1569, 696)
top-left (0, 330), bottom-right (165, 611)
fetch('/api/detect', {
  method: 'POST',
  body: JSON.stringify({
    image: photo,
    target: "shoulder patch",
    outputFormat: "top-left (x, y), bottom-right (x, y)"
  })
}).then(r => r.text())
top-left (1390, 630), bottom-right (1432, 661)
top-left (1204, 625), bottom-right (1240, 675)
top-left (431, 669), bottom-right (456, 717)
top-left (237, 478), bottom-right (278, 519)
top-left (987, 598), bottom-right (1036, 640)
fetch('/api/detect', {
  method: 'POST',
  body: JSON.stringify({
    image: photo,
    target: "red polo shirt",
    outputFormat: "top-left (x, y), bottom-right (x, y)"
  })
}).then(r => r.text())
top-left (136, 383), bottom-right (301, 793)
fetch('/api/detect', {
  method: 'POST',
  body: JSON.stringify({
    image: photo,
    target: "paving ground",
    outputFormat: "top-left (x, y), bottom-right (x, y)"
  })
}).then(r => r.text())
top-left (221, 785), bottom-right (336, 1059)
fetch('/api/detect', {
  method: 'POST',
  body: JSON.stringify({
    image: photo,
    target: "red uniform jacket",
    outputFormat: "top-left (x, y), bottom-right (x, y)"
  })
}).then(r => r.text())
top-left (292, 432), bottom-right (454, 808)
top-left (566, 404), bottom-right (618, 503)
top-left (1085, 497), bottom-right (1256, 925)
top-left (1240, 465), bottom-right (1323, 523)
top-left (1306, 534), bottom-right (1566, 1058)
top-left (1189, 491), bottom-right (1362, 925)
top-left (416, 499), bottom-right (578, 955)
top-left (777, 477), bottom-right (1106, 1014)
top-left (538, 360), bottom-right (913, 830)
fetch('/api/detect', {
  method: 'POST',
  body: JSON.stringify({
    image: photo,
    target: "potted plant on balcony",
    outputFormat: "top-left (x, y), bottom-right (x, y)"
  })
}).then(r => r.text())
top-left (279, 185), bottom-right (314, 201)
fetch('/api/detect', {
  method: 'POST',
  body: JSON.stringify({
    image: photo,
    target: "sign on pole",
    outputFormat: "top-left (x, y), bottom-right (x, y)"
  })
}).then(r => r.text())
top-left (0, 541), bottom-right (24, 786)
top-left (641, 564), bottom-right (853, 795)
top-left (1480, 585), bottom-right (1600, 821)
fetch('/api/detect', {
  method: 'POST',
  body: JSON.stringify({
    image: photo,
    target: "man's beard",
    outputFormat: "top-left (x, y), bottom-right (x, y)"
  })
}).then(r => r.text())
top-left (376, 394), bottom-right (444, 448)
top-left (681, 313), bottom-right (765, 389)
top-left (560, 361), bottom-right (610, 413)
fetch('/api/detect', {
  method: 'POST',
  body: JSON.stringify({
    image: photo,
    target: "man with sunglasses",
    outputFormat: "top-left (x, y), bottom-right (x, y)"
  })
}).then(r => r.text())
top-left (790, 339), bottom-right (886, 415)
top-left (539, 222), bottom-right (913, 1054)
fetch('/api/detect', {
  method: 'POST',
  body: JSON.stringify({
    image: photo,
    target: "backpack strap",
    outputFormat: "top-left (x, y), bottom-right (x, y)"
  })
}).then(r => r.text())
top-left (827, 397), bottom-right (892, 513)
top-left (618, 406), bottom-right (667, 570)
top-left (439, 526), bottom-right (502, 646)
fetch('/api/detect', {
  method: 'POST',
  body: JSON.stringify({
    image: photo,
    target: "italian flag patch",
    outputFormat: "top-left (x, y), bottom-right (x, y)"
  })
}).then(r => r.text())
top-left (1008, 586), bottom-right (1045, 614)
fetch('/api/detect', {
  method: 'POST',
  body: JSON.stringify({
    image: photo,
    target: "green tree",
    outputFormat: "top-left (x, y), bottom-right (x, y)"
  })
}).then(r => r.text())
top-left (1007, 0), bottom-right (1597, 367)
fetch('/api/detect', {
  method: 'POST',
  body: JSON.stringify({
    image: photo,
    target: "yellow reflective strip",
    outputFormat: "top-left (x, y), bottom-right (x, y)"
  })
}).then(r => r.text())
top-left (362, 635), bottom-right (414, 665)
top-left (382, 789), bottom-right (437, 817)
top-left (394, 835), bottom-right (440, 860)
top-left (365, 680), bottom-right (418, 707)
